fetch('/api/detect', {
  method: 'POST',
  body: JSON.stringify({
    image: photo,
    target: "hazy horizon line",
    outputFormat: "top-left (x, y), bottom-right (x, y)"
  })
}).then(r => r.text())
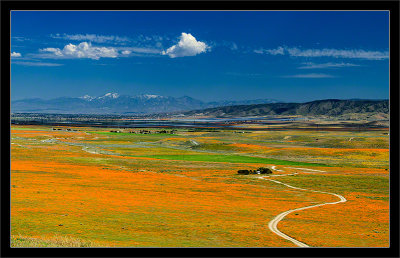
top-left (10, 94), bottom-right (389, 104)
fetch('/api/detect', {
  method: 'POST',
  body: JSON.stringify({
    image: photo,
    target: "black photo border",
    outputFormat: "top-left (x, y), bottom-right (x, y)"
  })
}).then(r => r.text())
top-left (1, 1), bottom-right (399, 258)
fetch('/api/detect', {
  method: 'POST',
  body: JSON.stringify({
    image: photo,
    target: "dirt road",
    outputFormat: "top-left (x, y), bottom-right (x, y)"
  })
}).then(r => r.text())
top-left (260, 166), bottom-right (347, 247)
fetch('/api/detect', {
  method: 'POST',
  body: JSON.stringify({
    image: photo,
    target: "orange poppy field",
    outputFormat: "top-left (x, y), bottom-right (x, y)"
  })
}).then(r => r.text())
top-left (10, 125), bottom-right (389, 247)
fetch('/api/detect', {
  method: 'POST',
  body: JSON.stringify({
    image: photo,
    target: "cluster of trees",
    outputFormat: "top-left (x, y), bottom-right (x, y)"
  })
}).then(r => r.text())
top-left (237, 167), bottom-right (272, 175)
top-left (109, 129), bottom-right (176, 134)
top-left (155, 130), bottom-right (176, 134)
top-left (52, 128), bottom-right (76, 131)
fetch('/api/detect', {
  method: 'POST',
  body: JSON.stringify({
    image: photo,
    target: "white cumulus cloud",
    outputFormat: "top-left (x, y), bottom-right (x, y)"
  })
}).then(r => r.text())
top-left (11, 52), bottom-right (21, 57)
top-left (40, 42), bottom-right (118, 60)
top-left (162, 33), bottom-right (209, 58)
top-left (42, 47), bottom-right (63, 56)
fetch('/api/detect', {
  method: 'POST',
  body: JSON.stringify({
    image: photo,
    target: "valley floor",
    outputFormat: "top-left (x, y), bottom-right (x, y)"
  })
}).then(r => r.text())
top-left (10, 125), bottom-right (389, 247)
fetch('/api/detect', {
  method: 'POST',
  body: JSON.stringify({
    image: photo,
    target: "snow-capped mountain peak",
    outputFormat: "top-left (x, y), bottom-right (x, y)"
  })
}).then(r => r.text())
top-left (79, 94), bottom-right (95, 101)
top-left (101, 92), bottom-right (120, 99)
top-left (81, 92), bottom-right (120, 101)
top-left (141, 94), bottom-right (164, 99)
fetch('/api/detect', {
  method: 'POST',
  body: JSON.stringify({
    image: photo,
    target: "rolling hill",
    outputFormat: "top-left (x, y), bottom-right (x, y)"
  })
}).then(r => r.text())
top-left (182, 99), bottom-right (389, 118)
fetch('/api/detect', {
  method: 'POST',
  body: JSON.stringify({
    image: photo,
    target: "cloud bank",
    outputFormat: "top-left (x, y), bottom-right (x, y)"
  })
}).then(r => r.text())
top-left (254, 47), bottom-right (284, 55)
top-left (120, 47), bottom-right (161, 55)
top-left (283, 73), bottom-right (335, 78)
top-left (255, 46), bottom-right (388, 60)
top-left (51, 33), bottom-right (130, 43)
top-left (298, 62), bottom-right (360, 69)
top-left (13, 61), bottom-right (63, 67)
top-left (162, 33), bottom-right (209, 58)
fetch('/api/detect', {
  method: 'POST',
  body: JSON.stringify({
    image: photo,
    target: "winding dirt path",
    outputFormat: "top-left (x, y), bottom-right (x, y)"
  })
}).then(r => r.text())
top-left (259, 166), bottom-right (347, 247)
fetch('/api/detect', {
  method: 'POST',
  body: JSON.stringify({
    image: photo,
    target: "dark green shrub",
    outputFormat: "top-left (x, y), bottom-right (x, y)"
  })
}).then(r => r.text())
top-left (237, 170), bottom-right (250, 175)
top-left (257, 167), bottom-right (272, 174)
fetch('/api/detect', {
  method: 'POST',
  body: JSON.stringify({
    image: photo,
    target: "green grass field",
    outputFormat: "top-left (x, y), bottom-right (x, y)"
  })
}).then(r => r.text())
top-left (138, 154), bottom-right (329, 167)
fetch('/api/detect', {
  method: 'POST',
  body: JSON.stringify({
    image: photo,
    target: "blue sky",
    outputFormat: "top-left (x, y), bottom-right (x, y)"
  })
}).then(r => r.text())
top-left (11, 11), bottom-right (389, 102)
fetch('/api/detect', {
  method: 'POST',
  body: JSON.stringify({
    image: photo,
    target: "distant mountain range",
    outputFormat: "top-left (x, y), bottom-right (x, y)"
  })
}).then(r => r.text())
top-left (182, 99), bottom-right (389, 118)
top-left (11, 93), bottom-right (280, 114)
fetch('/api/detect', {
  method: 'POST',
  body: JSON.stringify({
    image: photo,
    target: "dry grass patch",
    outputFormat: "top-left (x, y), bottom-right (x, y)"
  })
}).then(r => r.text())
top-left (11, 234), bottom-right (102, 247)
